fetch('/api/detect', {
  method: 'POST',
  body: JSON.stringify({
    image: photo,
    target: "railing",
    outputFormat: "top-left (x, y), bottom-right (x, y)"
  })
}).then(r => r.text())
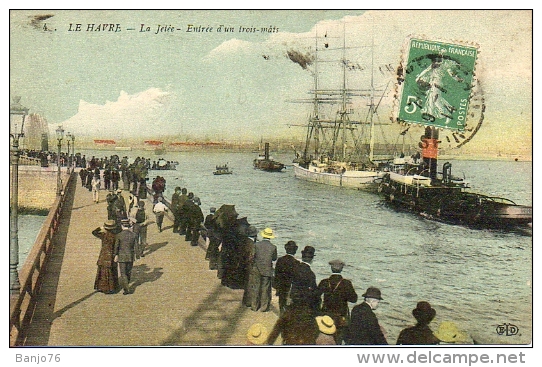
top-left (18, 155), bottom-right (41, 166)
top-left (9, 170), bottom-right (75, 346)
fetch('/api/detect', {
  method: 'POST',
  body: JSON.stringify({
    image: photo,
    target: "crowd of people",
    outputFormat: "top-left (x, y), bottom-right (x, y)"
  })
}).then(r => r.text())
top-left (84, 153), bottom-right (470, 345)
top-left (87, 154), bottom-right (158, 296)
top-left (242, 236), bottom-right (470, 345)
top-left (197, 211), bottom-right (470, 346)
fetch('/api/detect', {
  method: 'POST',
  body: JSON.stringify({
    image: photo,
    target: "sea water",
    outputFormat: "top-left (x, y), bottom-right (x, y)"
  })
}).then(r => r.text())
top-left (18, 150), bottom-right (533, 344)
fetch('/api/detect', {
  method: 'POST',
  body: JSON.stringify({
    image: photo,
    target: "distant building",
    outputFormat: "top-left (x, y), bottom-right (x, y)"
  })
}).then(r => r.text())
top-left (23, 113), bottom-right (48, 151)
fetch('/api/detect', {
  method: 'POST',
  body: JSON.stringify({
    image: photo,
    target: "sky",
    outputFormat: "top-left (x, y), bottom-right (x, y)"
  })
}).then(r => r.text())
top-left (9, 9), bottom-right (533, 154)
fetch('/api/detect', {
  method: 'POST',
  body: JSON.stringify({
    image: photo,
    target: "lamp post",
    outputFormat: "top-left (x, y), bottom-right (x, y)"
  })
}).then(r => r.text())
top-left (10, 96), bottom-right (28, 294)
top-left (71, 133), bottom-right (76, 169)
top-left (66, 132), bottom-right (71, 173)
top-left (56, 125), bottom-right (64, 196)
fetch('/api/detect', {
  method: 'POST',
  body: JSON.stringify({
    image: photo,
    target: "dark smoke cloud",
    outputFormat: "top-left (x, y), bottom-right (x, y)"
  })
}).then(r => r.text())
top-left (286, 49), bottom-right (314, 70)
top-left (29, 14), bottom-right (54, 30)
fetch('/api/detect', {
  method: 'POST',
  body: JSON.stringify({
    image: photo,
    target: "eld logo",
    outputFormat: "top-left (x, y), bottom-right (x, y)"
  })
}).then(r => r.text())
top-left (496, 323), bottom-right (519, 336)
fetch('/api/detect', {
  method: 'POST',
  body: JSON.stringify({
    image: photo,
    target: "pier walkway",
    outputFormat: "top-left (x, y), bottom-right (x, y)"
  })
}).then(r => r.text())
top-left (21, 176), bottom-right (280, 346)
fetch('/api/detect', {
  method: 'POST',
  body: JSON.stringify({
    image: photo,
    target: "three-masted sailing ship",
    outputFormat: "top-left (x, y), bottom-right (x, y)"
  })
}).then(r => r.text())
top-left (292, 24), bottom-right (396, 189)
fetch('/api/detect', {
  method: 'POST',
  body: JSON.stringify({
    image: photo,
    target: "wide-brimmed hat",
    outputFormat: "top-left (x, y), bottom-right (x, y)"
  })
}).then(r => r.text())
top-left (316, 315), bottom-right (336, 335)
top-left (329, 259), bottom-right (345, 272)
top-left (260, 227), bottom-right (275, 239)
top-left (362, 286), bottom-right (383, 300)
top-left (301, 245), bottom-right (316, 258)
top-left (246, 323), bottom-right (268, 345)
top-left (103, 220), bottom-right (117, 230)
top-left (434, 321), bottom-right (469, 343)
top-left (412, 301), bottom-right (436, 325)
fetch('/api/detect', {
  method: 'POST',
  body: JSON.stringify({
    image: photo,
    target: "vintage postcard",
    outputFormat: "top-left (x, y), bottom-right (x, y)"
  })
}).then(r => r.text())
top-left (9, 9), bottom-right (533, 365)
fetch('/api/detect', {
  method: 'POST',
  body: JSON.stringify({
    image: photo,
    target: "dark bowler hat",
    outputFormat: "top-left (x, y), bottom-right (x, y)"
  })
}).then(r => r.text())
top-left (329, 259), bottom-right (345, 272)
top-left (285, 240), bottom-right (298, 249)
top-left (412, 301), bottom-right (436, 324)
top-left (301, 245), bottom-right (316, 258)
top-left (362, 286), bottom-right (383, 300)
top-left (247, 225), bottom-right (258, 238)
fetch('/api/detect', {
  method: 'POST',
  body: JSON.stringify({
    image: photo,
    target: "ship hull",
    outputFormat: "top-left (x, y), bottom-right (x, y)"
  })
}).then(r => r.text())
top-left (293, 163), bottom-right (381, 189)
top-left (253, 159), bottom-right (285, 172)
top-left (378, 174), bottom-right (533, 228)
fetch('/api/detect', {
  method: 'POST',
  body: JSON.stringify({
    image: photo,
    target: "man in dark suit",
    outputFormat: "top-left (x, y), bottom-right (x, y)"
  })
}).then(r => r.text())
top-left (248, 227), bottom-right (277, 312)
top-left (266, 300), bottom-right (319, 345)
top-left (345, 287), bottom-right (388, 345)
top-left (273, 241), bottom-right (300, 315)
top-left (318, 259), bottom-right (358, 344)
top-left (114, 219), bottom-right (138, 295)
top-left (396, 301), bottom-right (440, 345)
top-left (290, 245), bottom-right (321, 312)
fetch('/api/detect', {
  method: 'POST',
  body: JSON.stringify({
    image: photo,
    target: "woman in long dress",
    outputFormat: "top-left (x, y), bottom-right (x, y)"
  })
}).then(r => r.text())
top-left (92, 220), bottom-right (119, 293)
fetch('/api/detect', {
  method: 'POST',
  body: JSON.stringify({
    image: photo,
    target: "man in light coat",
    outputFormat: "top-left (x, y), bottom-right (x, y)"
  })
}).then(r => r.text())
top-left (248, 227), bottom-right (277, 312)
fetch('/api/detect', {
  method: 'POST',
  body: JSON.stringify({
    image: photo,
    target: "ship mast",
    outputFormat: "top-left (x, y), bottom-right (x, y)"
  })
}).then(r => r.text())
top-left (303, 28), bottom-right (321, 162)
top-left (313, 28), bottom-right (320, 160)
top-left (368, 18), bottom-right (376, 163)
top-left (340, 21), bottom-right (348, 161)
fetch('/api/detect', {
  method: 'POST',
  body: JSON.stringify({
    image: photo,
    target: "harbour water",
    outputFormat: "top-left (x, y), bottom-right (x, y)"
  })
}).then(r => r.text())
top-left (19, 150), bottom-right (532, 345)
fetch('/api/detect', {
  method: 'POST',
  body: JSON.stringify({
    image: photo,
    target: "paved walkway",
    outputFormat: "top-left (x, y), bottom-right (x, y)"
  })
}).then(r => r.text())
top-left (23, 178), bottom-right (280, 346)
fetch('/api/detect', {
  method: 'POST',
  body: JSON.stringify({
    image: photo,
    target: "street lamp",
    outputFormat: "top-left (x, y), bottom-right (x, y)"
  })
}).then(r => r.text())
top-left (66, 132), bottom-right (72, 173)
top-left (56, 125), bottom-right (64, 195)
top-left (71, 133), bottom-right (75, 169)
top-left (10, 96), bottom-right (28, 294)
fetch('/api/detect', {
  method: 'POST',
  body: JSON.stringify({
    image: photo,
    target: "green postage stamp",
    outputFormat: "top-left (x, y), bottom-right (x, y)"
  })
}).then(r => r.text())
top-left (397, 38), bottom-right (479, 131)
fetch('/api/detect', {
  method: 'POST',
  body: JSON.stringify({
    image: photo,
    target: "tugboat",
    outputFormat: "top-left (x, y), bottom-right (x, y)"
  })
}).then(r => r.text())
top-left (376, 36), bottom-right (532, 229)
top-left (213, 164), bottom-right (233, 175)
top-left (253, 142), bottom-right (285, 172)
top-left (377, 128), bottom-right (532, 229)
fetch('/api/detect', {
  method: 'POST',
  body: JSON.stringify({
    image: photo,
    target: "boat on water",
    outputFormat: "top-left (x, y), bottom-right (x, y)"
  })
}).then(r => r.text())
top-left (214, 164), bottom-right (233, 175)
top-left (375, 34), bottom-right (532, 229)
top-left (291, 24), bottom-right (399, 189)
top-left (378, 158), bottom-right (533, 228)
top-left (144, 140), bottom-right (166, 155)
top-left (151, 158), bottom-right (178, 170)
top-left (253, 142), bottom-right (285, 172)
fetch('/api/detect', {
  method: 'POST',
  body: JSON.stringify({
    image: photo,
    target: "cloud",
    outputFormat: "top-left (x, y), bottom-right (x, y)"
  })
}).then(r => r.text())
top-left (51, 88), bottom-right (174, 138)
top-left (204, 38), bottom-right (255, 61)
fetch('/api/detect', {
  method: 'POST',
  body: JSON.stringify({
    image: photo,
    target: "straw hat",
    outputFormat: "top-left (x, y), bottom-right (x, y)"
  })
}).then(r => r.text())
top-left (103, 220), bottom-right (116, 230)
top-left (316, 315), bottom-right (337, 335)
top-left (434, 321), bottom-right (469, 343)
top-left (260, 227), bottom-right (275, 239)
top-left (246, 323), bottom-right (268, 345)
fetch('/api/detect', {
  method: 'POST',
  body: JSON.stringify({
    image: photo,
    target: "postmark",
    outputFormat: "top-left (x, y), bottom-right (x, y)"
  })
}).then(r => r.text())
top-left (396, 37), bottom-right (479, 132)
